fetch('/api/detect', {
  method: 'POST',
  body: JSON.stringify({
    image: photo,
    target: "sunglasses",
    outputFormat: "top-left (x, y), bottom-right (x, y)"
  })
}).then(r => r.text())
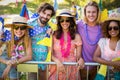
top-left (14, 26), bottom-right (27, 30)
top-left (60, 19), bottom-right (70, 23)
top-left (108, 26), bottom-right (119, 31)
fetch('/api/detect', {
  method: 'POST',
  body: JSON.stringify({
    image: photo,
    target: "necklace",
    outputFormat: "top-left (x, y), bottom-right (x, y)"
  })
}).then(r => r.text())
top-left (60, 32), bottom-right (71, 57)
top-left (84, 24), bottom-right (101, 45)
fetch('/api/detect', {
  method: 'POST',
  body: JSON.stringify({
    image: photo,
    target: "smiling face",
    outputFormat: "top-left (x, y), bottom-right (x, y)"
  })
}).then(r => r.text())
top-left (60, 16), bottom-right (70, 31)
top-left (13, 26), bottom-right (26, 38)
top-left (39, 9), bottom-right (52, 25)
top-left (85, 6), bottom-right (98, 23)
top-left (108, 21), bottom-right (120, 38)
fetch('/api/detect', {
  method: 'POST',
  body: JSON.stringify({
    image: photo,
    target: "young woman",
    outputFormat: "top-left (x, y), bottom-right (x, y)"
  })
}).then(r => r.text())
top-left (49, 9), bottom-right (84, 80)
top-left (0, 16), bottom-right (32, 80)
top-left (93, 13), bottom-right (120, 80)
top-left (77, 1), bottom-right (102, 80)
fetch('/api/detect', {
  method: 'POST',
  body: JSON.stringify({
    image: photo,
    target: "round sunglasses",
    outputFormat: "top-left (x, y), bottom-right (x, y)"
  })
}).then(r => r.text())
top-left (108, 26), bottom-right (119, 31)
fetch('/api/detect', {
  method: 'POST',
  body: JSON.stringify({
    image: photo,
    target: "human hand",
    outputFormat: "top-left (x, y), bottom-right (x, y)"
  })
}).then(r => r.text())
top-left (6, 60), bottom-right (12, 65)
top-left (56, 61), bottom-right (66, 73)
top-left (11, 59), bottom-right (18, 67)
top-left (77, 58), bottom-right (85, 70)
top-left (46, 28), bottom-right (53, 36)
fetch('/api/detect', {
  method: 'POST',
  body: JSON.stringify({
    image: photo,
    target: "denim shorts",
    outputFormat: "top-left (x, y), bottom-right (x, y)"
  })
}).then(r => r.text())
top-left (0, 51), bottom-right (17, 79)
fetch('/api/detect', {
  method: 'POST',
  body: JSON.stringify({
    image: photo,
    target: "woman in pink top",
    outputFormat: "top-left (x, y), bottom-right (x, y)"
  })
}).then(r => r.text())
top-left (93, 12), bottom-right (120, 79)
top-left (49, 9), bottom-right (84, 80)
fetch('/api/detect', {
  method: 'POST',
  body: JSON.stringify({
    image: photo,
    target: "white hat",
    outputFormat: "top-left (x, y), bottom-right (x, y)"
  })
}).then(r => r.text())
top-left (4, 16), bottom-right (32, 28)
top-left (105, 12), bottom-right (120, 21)
top-left (57, 9), bottom-right (74, 17)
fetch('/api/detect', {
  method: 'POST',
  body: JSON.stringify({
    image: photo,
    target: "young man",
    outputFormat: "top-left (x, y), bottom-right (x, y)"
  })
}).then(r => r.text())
top-left (28, 3), bottom-right (55, 80)
top-left (77, 1), bottom-right (102, 80)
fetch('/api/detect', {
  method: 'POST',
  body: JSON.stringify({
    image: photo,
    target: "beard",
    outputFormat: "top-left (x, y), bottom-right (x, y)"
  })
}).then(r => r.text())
top-left (39, 17), bottom-right (49, 25)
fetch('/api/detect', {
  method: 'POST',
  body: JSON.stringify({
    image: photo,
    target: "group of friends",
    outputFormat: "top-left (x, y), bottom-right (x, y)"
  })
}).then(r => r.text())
top-left (0, 1), bottom-right (120, 80)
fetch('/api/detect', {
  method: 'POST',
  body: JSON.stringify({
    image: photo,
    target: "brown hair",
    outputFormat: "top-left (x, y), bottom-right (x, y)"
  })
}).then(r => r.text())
top-left (37, 2), bottom-right (55, 17)
top-left (54, 16), bottom-right (76, 40)
top-left (84, 1), bottom-right (101, 24)
top-left (101, 20), bottom-right (120, 39)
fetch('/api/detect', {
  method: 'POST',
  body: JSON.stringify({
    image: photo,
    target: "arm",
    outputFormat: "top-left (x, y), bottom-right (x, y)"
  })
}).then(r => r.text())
top-left (75, 34), bottom-right (84, 69)
top-left (93, 45), bottom-right (120, 67)
top-left (51, 35), bottom-right (65, 72)
top-left (2, 64), bottom-right (12, 79)
top-left (52, 54), bottom-right (66, 73)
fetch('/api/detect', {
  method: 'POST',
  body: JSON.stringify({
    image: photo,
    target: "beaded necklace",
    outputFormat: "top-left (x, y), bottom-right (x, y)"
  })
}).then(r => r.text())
top-left (60, 32), bottom-right (71, 57)
top-left (84, 24), bottom-right (101, 45)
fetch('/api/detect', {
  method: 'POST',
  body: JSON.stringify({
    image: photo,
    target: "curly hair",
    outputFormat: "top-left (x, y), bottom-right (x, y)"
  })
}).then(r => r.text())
top-left (84, 1), bottom-right (101, 24)
top-left (37, 2), bottom-right (55, 17)
top-left (54, 16), bottom-right (76, 40)
top-left (102, 20), bottom-right (120, 39)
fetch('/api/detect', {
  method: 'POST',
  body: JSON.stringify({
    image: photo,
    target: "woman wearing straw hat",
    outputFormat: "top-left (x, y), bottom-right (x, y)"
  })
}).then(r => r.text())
top-left (49, 9), bottom-right (84, 80)
top-left (93, 12), bottom-right (120, 80)
top-left (0, 16), bottom-right (32, 80)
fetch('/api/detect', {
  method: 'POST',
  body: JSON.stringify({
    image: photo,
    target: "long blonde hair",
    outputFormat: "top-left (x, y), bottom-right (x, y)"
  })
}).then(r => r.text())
top-left (7, 28), bottom-right (30, 57)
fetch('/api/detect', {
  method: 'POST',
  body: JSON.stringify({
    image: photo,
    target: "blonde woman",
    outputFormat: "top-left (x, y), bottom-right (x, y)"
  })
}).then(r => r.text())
top-left (0, 16), bottom-right (32, 80)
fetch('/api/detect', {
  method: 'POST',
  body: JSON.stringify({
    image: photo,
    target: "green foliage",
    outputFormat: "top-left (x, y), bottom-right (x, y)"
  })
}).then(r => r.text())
top-left (19, 72), bottom-right (27, 80)
top-left (0, 0), bottom-right (120, 15)
top-left (0, 2), bottom-right (37, 15)
top-left (0, 0), bottom-right (53, 15)
top-left (103, 0), bottom-right (120, 10)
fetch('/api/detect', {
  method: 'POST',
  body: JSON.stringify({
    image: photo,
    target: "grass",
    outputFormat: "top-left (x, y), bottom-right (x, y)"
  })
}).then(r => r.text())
top-left (0, 1), bottom-right (72, 15)
top-left (0, 1), bottom-right (39, 15)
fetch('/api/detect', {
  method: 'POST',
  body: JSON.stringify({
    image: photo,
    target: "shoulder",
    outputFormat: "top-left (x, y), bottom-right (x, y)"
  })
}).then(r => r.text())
top-left (99, 38), bottom-right (107, 42)
top-left (98, 38), bottom-right (108, 46)
top-left (76, 20), bottom-right (85, 28)
top-left (76, 19), bottom-right (82, 24)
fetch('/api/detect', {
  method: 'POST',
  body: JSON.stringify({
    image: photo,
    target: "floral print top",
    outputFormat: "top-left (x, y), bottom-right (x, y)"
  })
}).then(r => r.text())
top-left (11, 41), bottom-right (25, 60)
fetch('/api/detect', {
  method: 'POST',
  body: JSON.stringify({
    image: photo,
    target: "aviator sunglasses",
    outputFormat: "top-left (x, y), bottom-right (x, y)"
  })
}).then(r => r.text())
top-left (108, 26), bottom-right (119, 31)
top-left (14, 26), bottom-right (27, 30)
top-left (60, 18), bottom-right (70, 23)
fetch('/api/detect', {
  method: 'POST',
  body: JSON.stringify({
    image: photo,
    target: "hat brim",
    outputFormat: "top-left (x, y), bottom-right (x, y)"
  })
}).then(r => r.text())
top-left (105, 17), bottom-right (120, 22)
top-left (4, 24), bottom-right (33, 29)
top-left (56, 14), bottom-right (74, 18)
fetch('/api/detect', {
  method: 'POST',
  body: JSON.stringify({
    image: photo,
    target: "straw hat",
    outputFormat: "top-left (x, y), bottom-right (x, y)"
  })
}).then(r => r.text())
top-left (4, 16), bottom-right (32, 28)
top-left (56, 9), bottom-right (74, 18)
top-left (105, 12), bottom-right (120, 21)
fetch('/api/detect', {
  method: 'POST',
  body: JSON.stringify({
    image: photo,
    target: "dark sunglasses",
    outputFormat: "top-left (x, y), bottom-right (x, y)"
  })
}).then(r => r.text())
top-left (60, 19), bottom-right (70, 23)
top-left (14, 26), bottom-right (27, 30)
top-left (108, 26), bottom-right (119, 31)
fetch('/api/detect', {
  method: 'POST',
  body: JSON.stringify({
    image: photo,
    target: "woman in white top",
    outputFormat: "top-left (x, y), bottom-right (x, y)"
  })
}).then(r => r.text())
top-left (93, 12), bottom-right (120, 79)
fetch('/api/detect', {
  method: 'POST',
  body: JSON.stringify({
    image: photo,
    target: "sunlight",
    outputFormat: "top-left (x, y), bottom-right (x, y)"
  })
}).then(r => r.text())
top-left (53, 0), bottom-right (64, 3)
